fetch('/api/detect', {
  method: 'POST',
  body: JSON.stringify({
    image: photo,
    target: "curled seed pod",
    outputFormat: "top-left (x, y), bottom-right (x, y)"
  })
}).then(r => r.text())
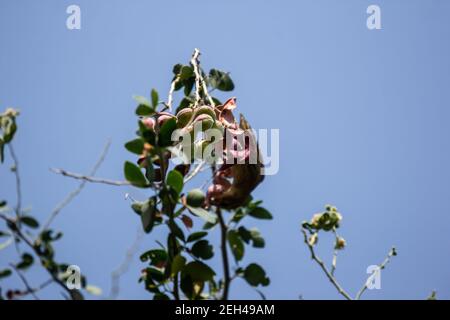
top-left (194, 105), bottom-right (216, 120)
top-left (176, 108), bottom-right (193, 128)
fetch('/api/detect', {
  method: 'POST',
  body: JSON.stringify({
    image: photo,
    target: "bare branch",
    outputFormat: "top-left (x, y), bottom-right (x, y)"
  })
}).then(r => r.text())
top-left (330, 228), bottom-right (339, 276)
top-left (51, 168), bottom-right (130, 186)
top-left (355, 247), bottom-right (397, 300)
top-left (41, 140), bottom-right (112, 232)
top-left (216, 205), bottom-right (231, 300)
top-left (7, 144), bottom-right (22, 220)
top-left (183, 160), bottom-right (206, 184)
top-left (301, 228), bottom-right (352, 300)
top-left (107, 228), bottom-right (144, 300)
top-left (9, 263), bottom-right (40, 300)
top-left (190, 48), bottom-right (215, 107)
top-left (166, 75), bottom-right (181, 111)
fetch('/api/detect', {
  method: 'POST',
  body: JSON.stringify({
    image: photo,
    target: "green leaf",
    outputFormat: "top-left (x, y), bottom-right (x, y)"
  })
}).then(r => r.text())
top-left (145, 267), bottom-right (166, 283)
top-left (140, 249), bottom-right (167, 266)
top-left (183, 78), bottom-right (195, 96)
top-left (16, 253), bottom-right (34, 270)
top-left (0, 268), bottom-right (12, 279)
top-left (140, 199), bottom-right (156, 233)
top-left (179, 66), bottom-right (194, 81)
top-left (136, 104), bottom-right (154, 116)
top-left (145, 160), bottom-right (155, 183)
top-left (125, 138), bottom-right (145, 155)
top-left (187, 206), bottom-right (217, 224)
top-left (0, 140), bottom-right (4, 163)
top-left (169, 220), bottom-right (185, 242)
top-left (183, 261), bottom-right (215, 282)
top-left (187, 231), bottom-right (208, 243)
top-left (20, 216), bottom-right (39, 229)
top-left (158, 118), bottom-right (177, 147)
top-left (209, 69), bottom-right (235, 91)
top-left (171, 254), bottom-right (186, 276)
top-left (227, 230), bottom-right (244, 261)
top-left (124, 161), bottom-right (148, 188)
top-left (250, 228), bottom-right (265, 248)
top-left (248, 207), bottom-right (273, 220)
top-left (191, 240), bottom-right (214, 260)
top-left (166, 170), bottom-right (184, 195)
top-left (154, 292), bottom-right (170, 300)
top-left (133, 95), bottom-right (151, 107)
top-left (40, 230), bottom-right (63, 243)
top-left (151, 89), bottom-right (159, 108)
top-left (85, 285), bottom-right (102, 296)
top-left (244, 263), bottom-right (270, 287)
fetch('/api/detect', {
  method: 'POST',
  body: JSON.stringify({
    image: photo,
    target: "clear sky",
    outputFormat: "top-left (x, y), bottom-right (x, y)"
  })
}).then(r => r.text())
top-left (1, 0), bottom-right (450, 299)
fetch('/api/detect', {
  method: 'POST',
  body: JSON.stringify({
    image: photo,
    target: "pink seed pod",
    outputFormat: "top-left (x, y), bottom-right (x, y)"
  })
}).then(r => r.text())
top-left (157, 112), bottom-right (175, 127)
top-left (142, 117), bottom-right (155, 130)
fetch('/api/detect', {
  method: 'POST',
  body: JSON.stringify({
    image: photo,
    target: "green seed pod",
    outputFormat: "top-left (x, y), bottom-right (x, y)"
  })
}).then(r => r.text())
top-left (193, 114), bottom-right (214, 131)
top-left (194, 105), bottom-right (216, 120)
top-left (176, 108), bottom-right (193, 128)
top-left (186, 188), bottom-right (206, 207)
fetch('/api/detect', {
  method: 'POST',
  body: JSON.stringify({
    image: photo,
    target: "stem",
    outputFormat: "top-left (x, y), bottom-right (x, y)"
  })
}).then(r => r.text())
top-left (216, 206), bottom-right (231, 300)
top-left (355, 247), bottom-right (396, 300)
top-left (301, 228), bottom-right (352, 300)
top-left (330, 228), bottom-right (339, 276)
top-left (10, 263), bottom-right (40, 300)
top-left (51, 168), bottom-right (130, 186)
top-left (8, 144), bottom-right (22, 221)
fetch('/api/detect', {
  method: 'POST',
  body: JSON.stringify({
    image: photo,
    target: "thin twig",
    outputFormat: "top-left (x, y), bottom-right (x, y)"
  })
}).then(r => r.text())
top-left (167, 75), bottom-right (181, 111)
top-left (301, 228), bottom-right (352, 300)
top-left (51, 168), bottom-right (130, 186)
top-left (191, 49), bottom-right (202, 107)
top-left (216, 206), bottom-right (231, 300)
top-left (355, 247), bottom-right (397, 300)
top-left (107, 228), bottom-right (144, 300)
top-left (7, 144), bottom-right (22, 220)
top-left (41, 140), bottom-right (112, 232)
top-left (330, 228), bottom-right (339, 276)
top-left (183, 160), bottom-right (206, 184)
top-left (9, 263), bottom-right (39, 300)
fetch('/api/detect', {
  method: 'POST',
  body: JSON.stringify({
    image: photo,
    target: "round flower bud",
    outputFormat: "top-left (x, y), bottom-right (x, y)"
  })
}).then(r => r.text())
top-left (335, 236), bottom-right (346, 250)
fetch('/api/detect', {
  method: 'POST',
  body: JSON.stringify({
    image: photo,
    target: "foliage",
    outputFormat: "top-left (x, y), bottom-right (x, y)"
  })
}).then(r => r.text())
top-left (123, 49), bottom-right (271, 300)
top-left (0, 108), bottom-right (96, 300)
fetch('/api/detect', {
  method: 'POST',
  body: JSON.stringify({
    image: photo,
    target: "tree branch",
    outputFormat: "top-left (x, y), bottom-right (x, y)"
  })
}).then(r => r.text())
top-left (9, 263), bottom-right (40, 300)
top-left (50, 168), bottom-right (130, 186)
top-left (7, 144), bottom-right (22, 221)
top-left (355, 247), bottom-right (397, 300)
top-left (107, 228), bottom-right (144, 300)
top-left (301, 228), bottom-right (352, 300)
top-left (41, 140), bottom-right (112, 232)
top-left (190, 48), bottom-right (215, 107)
top-left (216, 206), bottom-right (231, 300)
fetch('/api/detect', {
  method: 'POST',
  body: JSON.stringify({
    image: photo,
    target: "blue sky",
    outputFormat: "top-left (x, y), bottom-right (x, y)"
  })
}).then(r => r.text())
top-left (1, 0), bottom-right (450, 299)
